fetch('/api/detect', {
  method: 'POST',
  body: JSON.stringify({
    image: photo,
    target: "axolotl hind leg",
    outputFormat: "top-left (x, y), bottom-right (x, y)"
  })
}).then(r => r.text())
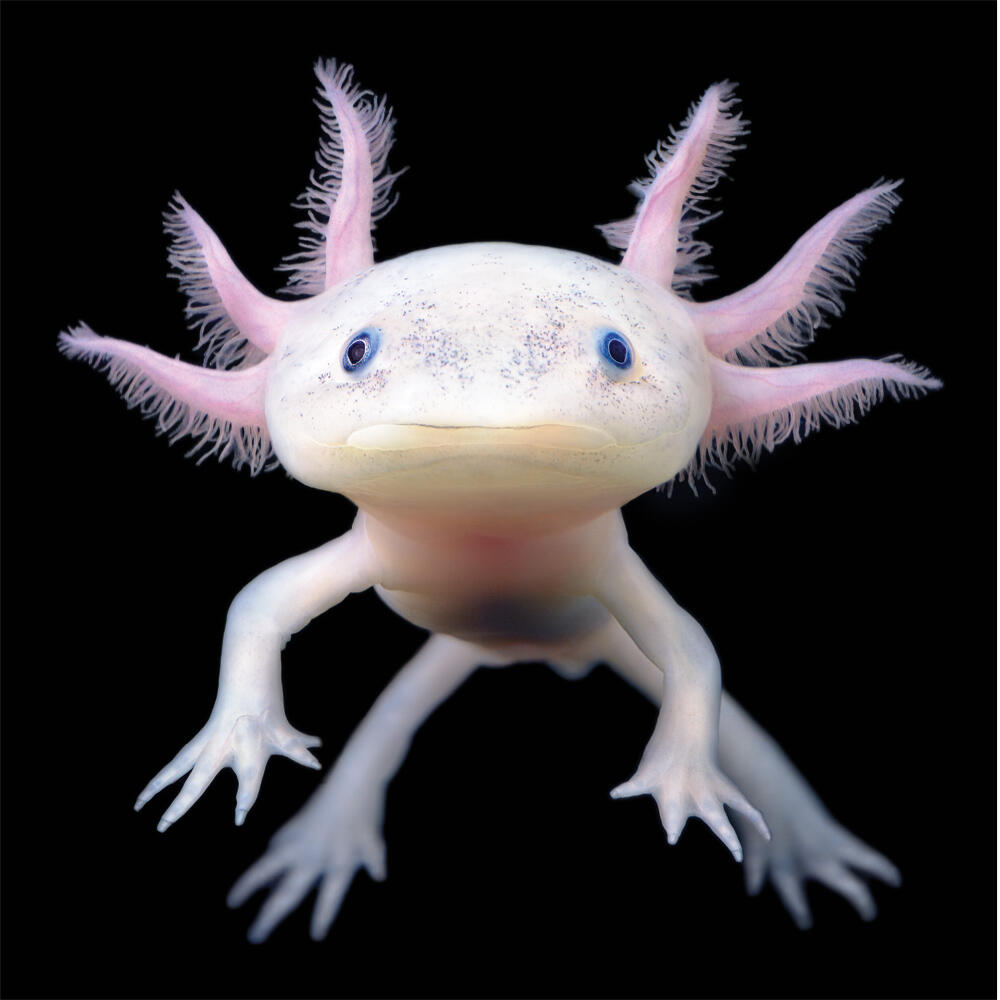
top-left (593, 619), bottom-right (901, 929)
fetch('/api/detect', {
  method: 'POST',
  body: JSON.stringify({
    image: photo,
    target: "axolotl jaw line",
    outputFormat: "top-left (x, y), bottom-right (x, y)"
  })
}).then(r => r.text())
top-left (60, 60), bottom-right (938, 941)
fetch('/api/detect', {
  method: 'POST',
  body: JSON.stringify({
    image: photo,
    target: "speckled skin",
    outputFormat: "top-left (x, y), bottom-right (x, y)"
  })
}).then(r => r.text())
top-left (268, 243), bottom-right (710, 533)
top-left (59, 61), bottom-right (936, 941)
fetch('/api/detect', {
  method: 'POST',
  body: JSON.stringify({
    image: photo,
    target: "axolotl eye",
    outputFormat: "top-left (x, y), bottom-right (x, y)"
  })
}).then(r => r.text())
top-left (342, 329), bottom-right (380, 372)
top-left (598, 329), bottom-right (634, 371)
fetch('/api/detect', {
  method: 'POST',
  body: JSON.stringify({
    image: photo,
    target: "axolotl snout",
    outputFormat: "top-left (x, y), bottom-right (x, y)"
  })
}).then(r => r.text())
top-left (60, 61), bottom-right (939, 941)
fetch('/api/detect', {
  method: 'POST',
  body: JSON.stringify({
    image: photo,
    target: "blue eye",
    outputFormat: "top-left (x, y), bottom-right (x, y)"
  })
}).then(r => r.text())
top-left (342, 329), bottom-right (379, 372)
top-left (599, 330), bottom-right (633, 370)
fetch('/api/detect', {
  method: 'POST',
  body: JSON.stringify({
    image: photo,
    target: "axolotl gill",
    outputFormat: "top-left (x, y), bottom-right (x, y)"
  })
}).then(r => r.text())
top-left (60, 60), bottom-right (939, 942)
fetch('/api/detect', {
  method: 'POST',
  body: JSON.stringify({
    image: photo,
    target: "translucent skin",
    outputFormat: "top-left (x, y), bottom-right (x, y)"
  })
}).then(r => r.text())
top-left (61, 61), bottom-right (937, 941)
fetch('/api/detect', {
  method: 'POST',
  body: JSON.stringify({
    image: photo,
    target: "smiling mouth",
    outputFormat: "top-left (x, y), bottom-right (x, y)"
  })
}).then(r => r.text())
top-left (343, 423), bottom-right (616, 451)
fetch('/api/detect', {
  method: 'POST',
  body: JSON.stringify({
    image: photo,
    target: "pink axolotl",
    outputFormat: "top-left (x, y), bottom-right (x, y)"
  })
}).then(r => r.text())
top-left (60, 60), bottom-right (939, 942)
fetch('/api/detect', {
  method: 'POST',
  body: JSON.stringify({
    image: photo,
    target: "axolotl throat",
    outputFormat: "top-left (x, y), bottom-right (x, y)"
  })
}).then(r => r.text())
top-left (60, 60), bottom-right (939, 941)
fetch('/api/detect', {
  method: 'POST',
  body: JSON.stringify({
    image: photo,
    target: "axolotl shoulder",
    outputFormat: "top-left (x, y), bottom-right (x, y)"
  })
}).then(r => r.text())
top-left (60, 60), bottom-right (938, 942)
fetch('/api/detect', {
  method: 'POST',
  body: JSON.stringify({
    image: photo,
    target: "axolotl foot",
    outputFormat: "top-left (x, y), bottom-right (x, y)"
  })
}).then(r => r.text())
top-left (134, 709), bottom-right (322, 831)
top-left (227, 781), bottom-right (387, 942)
top-left (733, 805), bottom-right (901, 929)
top-left (612, 758), bottom-right (770, 862)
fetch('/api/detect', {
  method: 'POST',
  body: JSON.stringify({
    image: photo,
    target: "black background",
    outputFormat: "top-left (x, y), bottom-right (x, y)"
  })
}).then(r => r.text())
top-left (3, 3), bottom-right (995, 998)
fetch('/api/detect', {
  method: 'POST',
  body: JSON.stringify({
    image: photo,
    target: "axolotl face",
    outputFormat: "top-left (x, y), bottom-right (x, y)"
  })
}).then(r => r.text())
top-left (266, 242), bottom-right (712, 531)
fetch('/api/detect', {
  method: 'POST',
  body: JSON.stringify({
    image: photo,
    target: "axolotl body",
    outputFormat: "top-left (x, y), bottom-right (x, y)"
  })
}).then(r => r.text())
top-left (60, 61), bottom-right (939, 941)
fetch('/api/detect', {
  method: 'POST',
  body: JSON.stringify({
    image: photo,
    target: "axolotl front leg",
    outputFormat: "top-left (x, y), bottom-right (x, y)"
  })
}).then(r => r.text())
top-left (135, 521), bottom-right (381, 830)
top-left (594, 545), bottom-right (771, 857)
top-left (600, 621), bottom-right (901, 928)
top-left (597, 554), bottom-right (897, 922)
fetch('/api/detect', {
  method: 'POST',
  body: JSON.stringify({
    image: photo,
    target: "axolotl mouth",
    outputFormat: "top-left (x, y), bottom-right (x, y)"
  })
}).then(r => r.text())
top-left (343, 423), bottom-right (617, 451)
top-left (289, 420), bottom-right (693, 528)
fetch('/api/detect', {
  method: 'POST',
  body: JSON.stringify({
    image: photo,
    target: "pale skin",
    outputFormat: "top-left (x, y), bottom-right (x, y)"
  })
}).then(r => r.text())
top-left (61, 60), bottom-right (936, 940)
top-left (142, 504), bottom-right (899, 941)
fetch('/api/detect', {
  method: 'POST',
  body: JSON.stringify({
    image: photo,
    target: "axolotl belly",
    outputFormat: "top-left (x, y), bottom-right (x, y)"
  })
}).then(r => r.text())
top-left (367, 512), bottom-right (619, 647)
top-left (60, 58), bottom-right (938, 941)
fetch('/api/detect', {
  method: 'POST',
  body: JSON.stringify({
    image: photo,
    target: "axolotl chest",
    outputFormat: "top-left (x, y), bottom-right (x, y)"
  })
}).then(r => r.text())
top-left (364, 509), bottom-right (624, 645)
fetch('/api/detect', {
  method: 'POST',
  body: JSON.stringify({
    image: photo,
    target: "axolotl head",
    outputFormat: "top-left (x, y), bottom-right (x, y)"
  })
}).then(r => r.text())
top-left (59, 61), bottom-right (939, 534)
top-left (266, 242), bottom-right (711, 527)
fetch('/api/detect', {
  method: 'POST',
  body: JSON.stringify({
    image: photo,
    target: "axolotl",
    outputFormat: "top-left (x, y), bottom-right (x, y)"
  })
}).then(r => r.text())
top-left (60, 60), bottom-right (939, 942)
